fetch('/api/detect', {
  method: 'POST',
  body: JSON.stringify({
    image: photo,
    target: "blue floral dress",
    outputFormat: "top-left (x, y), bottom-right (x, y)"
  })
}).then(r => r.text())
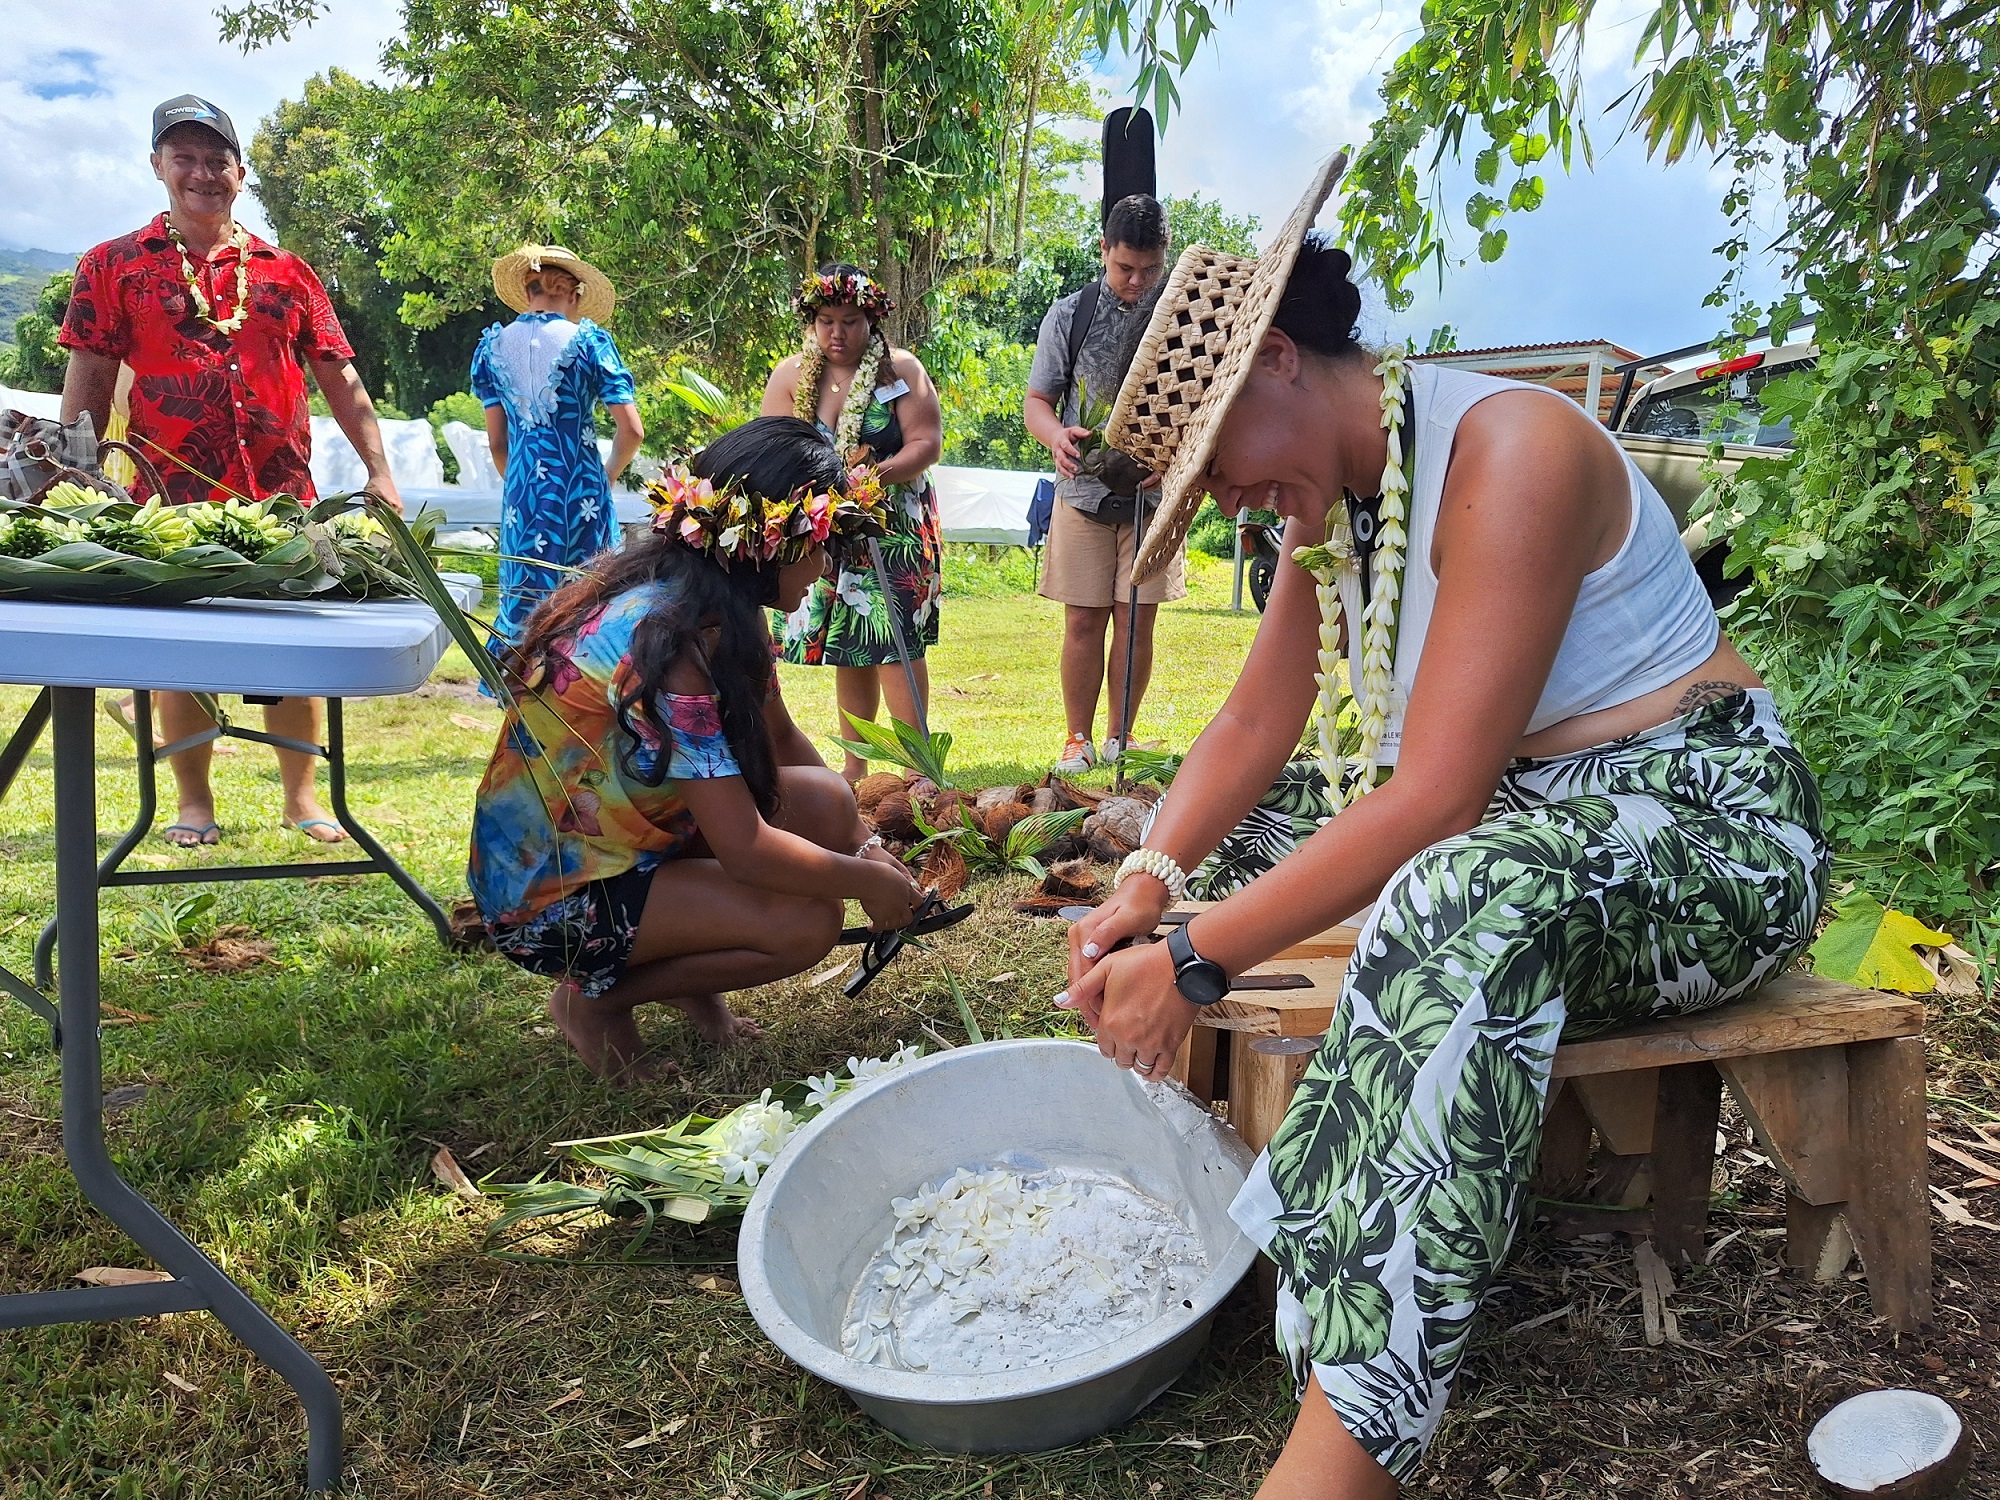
top-left (471, 311), bottom-right (638, 643)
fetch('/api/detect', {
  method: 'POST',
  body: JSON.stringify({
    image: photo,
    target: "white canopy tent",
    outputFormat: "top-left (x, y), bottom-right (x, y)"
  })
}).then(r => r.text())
top-left (0, 384), bottom-right (63, 420)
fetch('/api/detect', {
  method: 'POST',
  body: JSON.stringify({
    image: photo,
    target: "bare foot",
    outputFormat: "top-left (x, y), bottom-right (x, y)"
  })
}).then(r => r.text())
top-left (547, 981), bottom-right (678, 1084)
top-left (672, 992), bottom-right (764, 1047)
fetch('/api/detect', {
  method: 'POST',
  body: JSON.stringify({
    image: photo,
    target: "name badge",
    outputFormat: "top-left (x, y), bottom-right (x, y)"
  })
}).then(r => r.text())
top-left (873, 378), bottom-right (910, 404)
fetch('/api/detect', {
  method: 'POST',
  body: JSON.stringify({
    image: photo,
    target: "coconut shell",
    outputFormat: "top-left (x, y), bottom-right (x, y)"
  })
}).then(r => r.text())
top-left (973, 784), bottom-right (1026, 817)
top-left (982, 800), bottom-right (1034, 843)
top-left (1040, 858), bottom-right (1101, 902)
top-left (1810, 1390), bottom-right (1971, 1500)
top-left (1094, 796), bottom-right (1151, 849)
top-left (870, 788), bottom-right (918, 840)
top-left (853, 771), bottom-right (905, 817)
top-left (919, 842), bottom-right (970, 902)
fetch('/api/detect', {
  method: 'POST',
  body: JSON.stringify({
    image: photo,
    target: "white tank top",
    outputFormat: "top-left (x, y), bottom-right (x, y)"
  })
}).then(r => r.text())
top-left (1373, 364), bottom-right (1718, 765)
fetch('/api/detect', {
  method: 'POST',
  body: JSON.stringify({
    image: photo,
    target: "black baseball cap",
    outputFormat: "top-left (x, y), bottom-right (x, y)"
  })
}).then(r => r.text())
top-left (150, 95), bottom-right (241, 157)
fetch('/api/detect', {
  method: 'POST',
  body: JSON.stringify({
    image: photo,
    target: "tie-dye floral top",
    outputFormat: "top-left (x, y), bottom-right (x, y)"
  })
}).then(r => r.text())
top-left (468, 582), bottom-right (745, 926)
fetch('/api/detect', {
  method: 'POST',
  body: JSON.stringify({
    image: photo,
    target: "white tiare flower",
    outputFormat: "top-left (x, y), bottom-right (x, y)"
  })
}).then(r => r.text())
top-left (804, 1071), bottom-right (845, 1110)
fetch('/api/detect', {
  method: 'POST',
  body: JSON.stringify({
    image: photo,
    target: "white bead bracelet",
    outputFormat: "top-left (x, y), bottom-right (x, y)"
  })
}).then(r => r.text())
top-left (1114, 847), bottom-right (1188, 905)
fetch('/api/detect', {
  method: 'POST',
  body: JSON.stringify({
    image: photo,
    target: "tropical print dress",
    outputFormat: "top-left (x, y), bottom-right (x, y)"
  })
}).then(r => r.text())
top-left (779, 397), bottom-right (942, 667)
top-left (1204, 691), bottom-right (1830, 1479)
top-left (471, 311), bottom-right (638, 644)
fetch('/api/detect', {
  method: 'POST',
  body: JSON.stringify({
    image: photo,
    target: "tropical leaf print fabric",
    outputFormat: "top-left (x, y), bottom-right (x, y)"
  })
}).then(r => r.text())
top-left (780, 478), bottom-right (941, 667)
top-left (1223, 690), bottom-right (1829, 1480)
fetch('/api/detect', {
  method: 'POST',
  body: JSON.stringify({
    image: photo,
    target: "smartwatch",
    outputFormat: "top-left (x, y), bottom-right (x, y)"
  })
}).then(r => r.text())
top-left (1166, 922), bottom-right (1230, 1007)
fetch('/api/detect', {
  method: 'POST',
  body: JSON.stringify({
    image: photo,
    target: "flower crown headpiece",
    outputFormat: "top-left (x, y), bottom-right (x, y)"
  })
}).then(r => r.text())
top-left (647, 463), bottom-right (889, 569)
top-left (794, 270), bottom-right (896, 321)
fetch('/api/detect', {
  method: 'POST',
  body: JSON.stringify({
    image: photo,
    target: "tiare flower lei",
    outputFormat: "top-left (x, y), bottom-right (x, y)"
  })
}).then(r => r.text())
top-left (797, 328), bottom-right (891, 459)
top-left (165, 219), bottom-right (252, 336)
top-left (1291, 344), bottom-right (1411, 809)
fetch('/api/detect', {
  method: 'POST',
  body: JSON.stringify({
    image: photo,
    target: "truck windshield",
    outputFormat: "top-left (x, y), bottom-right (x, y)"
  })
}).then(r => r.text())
top-left (1626, 360), bottom-right (1811, 448)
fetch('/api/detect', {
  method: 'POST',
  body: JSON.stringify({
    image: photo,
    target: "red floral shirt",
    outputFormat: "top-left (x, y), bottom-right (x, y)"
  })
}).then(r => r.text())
top-left (58, 214), bottom-right (354, 505)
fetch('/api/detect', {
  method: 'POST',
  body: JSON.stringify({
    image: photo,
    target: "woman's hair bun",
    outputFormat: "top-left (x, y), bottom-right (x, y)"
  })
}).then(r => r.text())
top-left (1273, 233), bottom-right (1363, 359)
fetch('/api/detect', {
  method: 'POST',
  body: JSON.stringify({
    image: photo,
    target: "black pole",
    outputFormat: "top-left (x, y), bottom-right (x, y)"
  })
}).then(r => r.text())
top-left (1115, 487), bottom-right (1148, 766)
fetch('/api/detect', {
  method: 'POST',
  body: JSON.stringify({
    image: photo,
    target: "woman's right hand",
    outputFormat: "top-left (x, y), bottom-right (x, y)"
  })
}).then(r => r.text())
top-left (1064, 874), bottom-right (1173, 997)
top-left (860, 857), bottom-right (923, 931)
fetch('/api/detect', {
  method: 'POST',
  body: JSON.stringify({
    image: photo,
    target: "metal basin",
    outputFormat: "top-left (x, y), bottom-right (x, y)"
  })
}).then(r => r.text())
top-left (738, 1038), bottom-right (1258, 1453)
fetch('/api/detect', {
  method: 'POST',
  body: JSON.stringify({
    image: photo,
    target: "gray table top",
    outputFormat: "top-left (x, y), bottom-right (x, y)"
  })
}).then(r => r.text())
top-left (0, 576), bottom-right (482, 698)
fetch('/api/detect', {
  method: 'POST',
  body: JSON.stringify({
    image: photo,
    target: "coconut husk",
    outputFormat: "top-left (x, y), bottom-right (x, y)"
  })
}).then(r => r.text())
top-left (982, 800), bottom-right (1034, 843)
top-left (904, 772), bottom-right (939, 801)
top-left (1046, 775), bottom-right (1106, 811)
top-left (927, 787), bottom-right (970, 831)
top-left (1013, 892), bottom-right (1086, 917)
top-left (870, 788), bottom-right (919, 840)
top-left (853, 771), bottom-right (905, 817)
top-left (1028, 786), bottom-right (1060, 816)
top-left (1083, 821), bottom-right (1134, 864)
top-left (1041, 858), bottom-right (1102, 901)
top-left (919, 842), bottom-right (969, 902)
top-left (1122, 781), bottom-right (1163, 807)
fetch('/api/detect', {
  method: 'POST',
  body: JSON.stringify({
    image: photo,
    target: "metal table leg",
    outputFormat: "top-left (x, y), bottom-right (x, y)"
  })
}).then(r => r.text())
top-left (34, 693), bottom-right (452, 988)
top-left (0, 688), bottom-right (344, 1491)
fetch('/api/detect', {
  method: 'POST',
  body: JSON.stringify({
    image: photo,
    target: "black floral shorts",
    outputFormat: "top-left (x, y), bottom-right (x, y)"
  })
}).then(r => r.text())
top-left (486, 859), bottom-right (659, 998)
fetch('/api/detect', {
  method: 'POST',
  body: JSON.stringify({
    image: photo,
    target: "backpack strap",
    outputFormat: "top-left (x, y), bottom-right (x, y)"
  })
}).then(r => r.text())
top-left (1061, 278), bottom-right (1102, 414)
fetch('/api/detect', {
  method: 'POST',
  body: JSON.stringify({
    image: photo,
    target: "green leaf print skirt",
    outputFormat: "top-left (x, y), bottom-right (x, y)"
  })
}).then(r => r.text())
top-left (1217, 690), bottom-right (1830, 1479)
top-left (778, 482), bottom-right (942, 668)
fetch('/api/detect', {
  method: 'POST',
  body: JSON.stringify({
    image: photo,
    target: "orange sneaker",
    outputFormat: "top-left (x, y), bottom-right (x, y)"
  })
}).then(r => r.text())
top-left (1053, 733), bottom-right (1096, 775)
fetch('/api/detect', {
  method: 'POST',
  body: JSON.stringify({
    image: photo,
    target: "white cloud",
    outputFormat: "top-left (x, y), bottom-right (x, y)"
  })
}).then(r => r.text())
top-left (1, 0), bottom-right (400, 253)
top-left (1144, 0), bottom-right (1793, 357)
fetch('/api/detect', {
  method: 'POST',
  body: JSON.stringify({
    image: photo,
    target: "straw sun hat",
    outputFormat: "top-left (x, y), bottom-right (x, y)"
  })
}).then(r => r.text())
top-left (1107, 151), bottom-right (1348, 582)
top-left (491, 244), bottom-right (616, 324)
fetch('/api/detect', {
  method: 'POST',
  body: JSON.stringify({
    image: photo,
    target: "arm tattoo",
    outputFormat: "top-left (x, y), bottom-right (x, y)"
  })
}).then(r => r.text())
top-left (1673, 680), bottom-right (1745, 714)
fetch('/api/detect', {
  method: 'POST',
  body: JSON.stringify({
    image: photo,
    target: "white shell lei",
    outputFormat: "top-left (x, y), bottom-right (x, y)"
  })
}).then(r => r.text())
top-left (1292, 345), bottom-right (1410, 809)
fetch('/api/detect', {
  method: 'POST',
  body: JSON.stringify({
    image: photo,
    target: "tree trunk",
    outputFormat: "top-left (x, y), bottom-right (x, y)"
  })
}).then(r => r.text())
top-left (1012, 53), bottom-right (1043, 260)
top-left (862, 26), bottom-right (900, 343)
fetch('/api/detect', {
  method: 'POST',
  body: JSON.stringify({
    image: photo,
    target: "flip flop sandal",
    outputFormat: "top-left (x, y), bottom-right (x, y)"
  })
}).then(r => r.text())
top-left (160, 822), bottom-right (221, 846)
top-left (285, 818), bottom-right (348, 843)
top-left (840, 891), bottom-right (974, 999)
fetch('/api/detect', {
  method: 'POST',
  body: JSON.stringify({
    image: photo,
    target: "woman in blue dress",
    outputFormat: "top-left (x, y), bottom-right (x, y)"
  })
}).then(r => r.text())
top-left (473, 244), bottom-right (646, 644)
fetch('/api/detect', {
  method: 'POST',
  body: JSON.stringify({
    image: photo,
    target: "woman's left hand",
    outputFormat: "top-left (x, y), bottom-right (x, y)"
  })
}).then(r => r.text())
top-left (1064, 938), bottom-right (1198, 1080)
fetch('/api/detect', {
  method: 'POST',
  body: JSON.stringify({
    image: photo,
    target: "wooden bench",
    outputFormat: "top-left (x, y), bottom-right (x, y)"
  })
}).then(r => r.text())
top-left (1164, 908), bottom-right (1933, 1331)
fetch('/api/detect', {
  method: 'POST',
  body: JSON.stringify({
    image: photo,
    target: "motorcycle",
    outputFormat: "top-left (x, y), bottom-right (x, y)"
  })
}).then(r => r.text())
top-left (1240, 513), bottom-right (1282, 613)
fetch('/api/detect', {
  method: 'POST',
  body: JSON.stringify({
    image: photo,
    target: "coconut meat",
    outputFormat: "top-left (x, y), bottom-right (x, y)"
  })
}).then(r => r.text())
top-left (1807, 1388), bottom-right (1965, 1492)
top-left (839, 1166), bottom-right (1209, 1375)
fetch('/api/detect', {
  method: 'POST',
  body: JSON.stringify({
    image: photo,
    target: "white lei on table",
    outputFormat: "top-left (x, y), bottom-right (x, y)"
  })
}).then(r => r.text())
top-left (1291, 345), bottom-right (1410, 809)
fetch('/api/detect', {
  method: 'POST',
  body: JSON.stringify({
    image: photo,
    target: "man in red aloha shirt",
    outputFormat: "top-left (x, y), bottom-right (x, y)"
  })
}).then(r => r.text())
top-left (59, 94), bottom-right (406, 848)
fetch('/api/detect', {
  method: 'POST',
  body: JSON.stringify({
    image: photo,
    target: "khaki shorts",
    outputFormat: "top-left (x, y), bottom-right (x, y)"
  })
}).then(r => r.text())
top-left (1037, 496), bottom-right (1187, 608)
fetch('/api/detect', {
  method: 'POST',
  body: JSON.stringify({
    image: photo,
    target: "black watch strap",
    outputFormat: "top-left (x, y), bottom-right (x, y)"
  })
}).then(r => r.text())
top-left (1167, 921), bottom-right (1230, 1007)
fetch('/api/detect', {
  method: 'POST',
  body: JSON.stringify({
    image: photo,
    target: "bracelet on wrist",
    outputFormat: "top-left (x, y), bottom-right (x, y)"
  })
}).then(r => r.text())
top-left (1114, 847), bottom-right (1187, 906)
top-left (854, 832), bottom-right (885, 858)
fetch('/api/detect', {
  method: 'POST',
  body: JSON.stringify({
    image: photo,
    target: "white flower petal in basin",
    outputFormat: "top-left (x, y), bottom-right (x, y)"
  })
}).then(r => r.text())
top-left (1807, 1389), bottom-right (1969, 1498)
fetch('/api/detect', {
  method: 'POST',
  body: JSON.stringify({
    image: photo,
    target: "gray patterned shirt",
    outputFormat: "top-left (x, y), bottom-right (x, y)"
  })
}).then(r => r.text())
top-left (1027, 276), bottom-right (1163, 514)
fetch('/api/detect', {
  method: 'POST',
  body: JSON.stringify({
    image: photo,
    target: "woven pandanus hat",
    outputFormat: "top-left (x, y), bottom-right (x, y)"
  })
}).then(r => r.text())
top-left (1106, 151), bottom-right (1348, 581)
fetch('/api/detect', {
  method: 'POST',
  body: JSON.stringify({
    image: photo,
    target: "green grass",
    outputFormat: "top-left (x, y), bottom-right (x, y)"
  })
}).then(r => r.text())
top-left (6, 561), bottom-right (1980, 1498)
top-left (0, 559), bottom-right (1276, 1498)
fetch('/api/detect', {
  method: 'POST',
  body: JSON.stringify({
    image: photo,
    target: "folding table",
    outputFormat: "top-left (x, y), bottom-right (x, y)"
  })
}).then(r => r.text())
top-left (0, 582), bottom-right (478, 1492)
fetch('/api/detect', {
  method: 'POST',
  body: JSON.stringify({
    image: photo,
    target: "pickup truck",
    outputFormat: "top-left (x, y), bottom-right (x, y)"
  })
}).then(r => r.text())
top-left (1612, 341), bottom-right (1816, 602)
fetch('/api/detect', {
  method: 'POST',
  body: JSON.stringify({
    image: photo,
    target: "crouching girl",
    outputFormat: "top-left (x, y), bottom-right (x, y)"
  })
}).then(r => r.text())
top-left (470, 416), bottom-right (923, 1082)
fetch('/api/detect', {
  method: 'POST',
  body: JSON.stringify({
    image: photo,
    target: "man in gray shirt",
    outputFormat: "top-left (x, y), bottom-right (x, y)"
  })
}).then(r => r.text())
top-left (1024, 195), bottom-right (1185, 775)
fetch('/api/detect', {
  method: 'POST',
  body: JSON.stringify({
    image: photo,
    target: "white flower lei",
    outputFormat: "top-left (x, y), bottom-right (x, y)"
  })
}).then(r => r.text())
top-left (796, 327), bottom-right (890, 458)
top-left (1292, 344), bottom-right (1411, 809)
top-left (165, 219), bottom-right (252, 336)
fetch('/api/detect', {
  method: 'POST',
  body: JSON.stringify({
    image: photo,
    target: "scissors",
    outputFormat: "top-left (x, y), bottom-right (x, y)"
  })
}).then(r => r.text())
top-left (836, 890), bottom-right (974, 999)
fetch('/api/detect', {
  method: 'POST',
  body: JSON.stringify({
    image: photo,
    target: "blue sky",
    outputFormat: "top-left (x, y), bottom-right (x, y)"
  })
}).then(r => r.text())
top-left (4, 0), bottom-right (1788, 359)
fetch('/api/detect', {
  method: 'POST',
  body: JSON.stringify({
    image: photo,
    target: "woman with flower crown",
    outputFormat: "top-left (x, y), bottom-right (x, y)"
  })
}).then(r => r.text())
top-left (1062, 156), bottom-right (1828, 1496)
top-left (467, 417), bottom-right (923, 1084)
top-left (761, 265), bottom-right (945, 781)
